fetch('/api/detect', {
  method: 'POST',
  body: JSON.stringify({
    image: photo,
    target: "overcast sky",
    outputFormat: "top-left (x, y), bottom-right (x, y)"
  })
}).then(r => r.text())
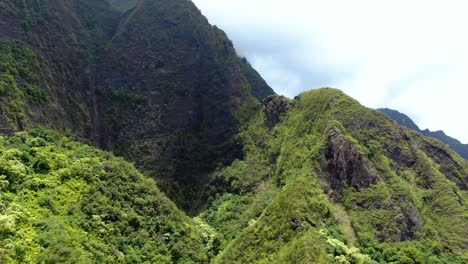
top-left (192, 0), bottom-right (468, 143)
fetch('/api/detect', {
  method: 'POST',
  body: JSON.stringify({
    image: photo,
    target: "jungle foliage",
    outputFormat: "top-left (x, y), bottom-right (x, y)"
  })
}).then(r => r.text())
top-left (0, 130), bottom-right (210, 263)
top-left (200, 89), bottom-right (468, 263)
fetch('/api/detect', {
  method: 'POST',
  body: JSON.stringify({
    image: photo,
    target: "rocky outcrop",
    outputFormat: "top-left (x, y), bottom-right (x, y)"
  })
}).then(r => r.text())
top-left (324, 127), bottom-right (380, 192)
top-left (261, 95), bottom-right (293, 129)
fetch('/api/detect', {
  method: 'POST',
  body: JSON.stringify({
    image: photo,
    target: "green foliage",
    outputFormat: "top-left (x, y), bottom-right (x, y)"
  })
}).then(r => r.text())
top-left (78, 0), bottom-right (121, 55)
top-left (203, 106), bottom-right (336, 262)
top-left (0, 40), bottom-right (47, 131)
top-left (213, 172), bottom-right (333, 263)
top-left (3, 0), bottom-right (45, 30)
top-left (0, 0), bottom-right (467, 261)
top-left (201, 88), bottom-right (467, 263)
top-left (0, 130), bottom-right (209, 263)
top-left (325, 232), bottom-right (373, 264)
top-left (275, 230), bottom-right (329, 264)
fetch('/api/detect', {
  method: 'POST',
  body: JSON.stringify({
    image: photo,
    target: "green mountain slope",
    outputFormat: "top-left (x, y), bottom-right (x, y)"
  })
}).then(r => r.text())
top-left (0, 0), bottom-right (120, 139)
top-left (377, 108), bottom-right (422, 132)
top-left (1, 89), bottom-right (465, 263)
top-left (0, 1), bottom-right (466, 263)
top-left (378, 108), bottom-right (468, 160)
top-left (240, 57), bottom-right (275, 100)
top-left (0, 130), bottom-right (210, 263)
top-left (0, 0), bottom-right (272, 209)
top-left (95, 0), bottom-right (261, 208)
top-left (201, 89), bottom-right (468, 263)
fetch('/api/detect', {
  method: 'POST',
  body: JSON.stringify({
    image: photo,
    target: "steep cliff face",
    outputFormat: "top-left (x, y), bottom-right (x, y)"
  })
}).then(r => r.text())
top-left (240, 57), bottom-right (275, 100)
top-left (0, 0), bottom-right (119, 139)
top-left (0, 0), bottom-right (270, 207)
top-left (96, 0), bottom-right (260, 207)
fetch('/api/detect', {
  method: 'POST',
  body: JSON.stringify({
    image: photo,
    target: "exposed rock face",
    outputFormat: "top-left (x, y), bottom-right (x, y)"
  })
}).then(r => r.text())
top-left (95, 0), bottom-right (261, 206)
top-left (379, 126), bottom-right (418, 169)
top-left (261, 95), bottom-right (292, 129)
top-left (324, 127), bottom-right (379, 192)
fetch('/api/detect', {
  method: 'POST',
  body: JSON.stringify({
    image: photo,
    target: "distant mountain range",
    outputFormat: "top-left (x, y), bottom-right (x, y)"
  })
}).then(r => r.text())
top-left (378, 108), bottom-right (468, 159)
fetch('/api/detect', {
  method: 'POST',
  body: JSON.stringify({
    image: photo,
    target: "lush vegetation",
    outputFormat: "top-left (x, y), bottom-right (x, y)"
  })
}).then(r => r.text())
top-left (1, 89), bottom-right (466, 263)
top-left (0, 40), bottom-right (47, 132)
top-left (0, 1), bottom-right (466, 263)
top-left (0, 130), bottom-right (210, 263)
top-left (379, 108), bottom-right (468, 160)
top-left (199, 88), bottom-right (468, 263)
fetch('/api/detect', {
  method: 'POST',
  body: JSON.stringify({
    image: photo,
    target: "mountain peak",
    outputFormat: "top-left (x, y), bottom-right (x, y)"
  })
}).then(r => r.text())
top-left (377, 108), bottom-right (421, 132)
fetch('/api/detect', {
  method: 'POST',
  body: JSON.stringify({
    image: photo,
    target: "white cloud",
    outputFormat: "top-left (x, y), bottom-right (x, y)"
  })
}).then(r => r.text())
top-left (193, 0), bottom-right (468, 143)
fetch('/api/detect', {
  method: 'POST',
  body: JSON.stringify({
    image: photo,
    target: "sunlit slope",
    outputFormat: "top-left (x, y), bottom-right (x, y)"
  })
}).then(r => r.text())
top-left (0, 130), bottom-right (210, 263)
top-left (203, 88), bottom-right (467, 263)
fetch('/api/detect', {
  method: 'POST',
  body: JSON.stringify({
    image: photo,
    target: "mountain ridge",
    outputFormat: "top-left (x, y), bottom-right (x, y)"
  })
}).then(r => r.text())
top-left (0, 1), bottom-right (466, 263)
top-left (203, 89), bottom-right (468, 263)
top-left (378, 108), bottom-right (468, 159)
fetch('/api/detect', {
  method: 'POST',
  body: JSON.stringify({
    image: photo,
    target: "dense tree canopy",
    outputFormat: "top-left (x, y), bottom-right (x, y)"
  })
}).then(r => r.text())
top-left (0, 130), bottom-right (209, 263)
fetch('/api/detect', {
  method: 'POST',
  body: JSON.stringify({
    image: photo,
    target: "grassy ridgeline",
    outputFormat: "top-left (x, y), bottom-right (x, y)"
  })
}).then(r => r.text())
top-left (203, 88), bottom-right (468, 264)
